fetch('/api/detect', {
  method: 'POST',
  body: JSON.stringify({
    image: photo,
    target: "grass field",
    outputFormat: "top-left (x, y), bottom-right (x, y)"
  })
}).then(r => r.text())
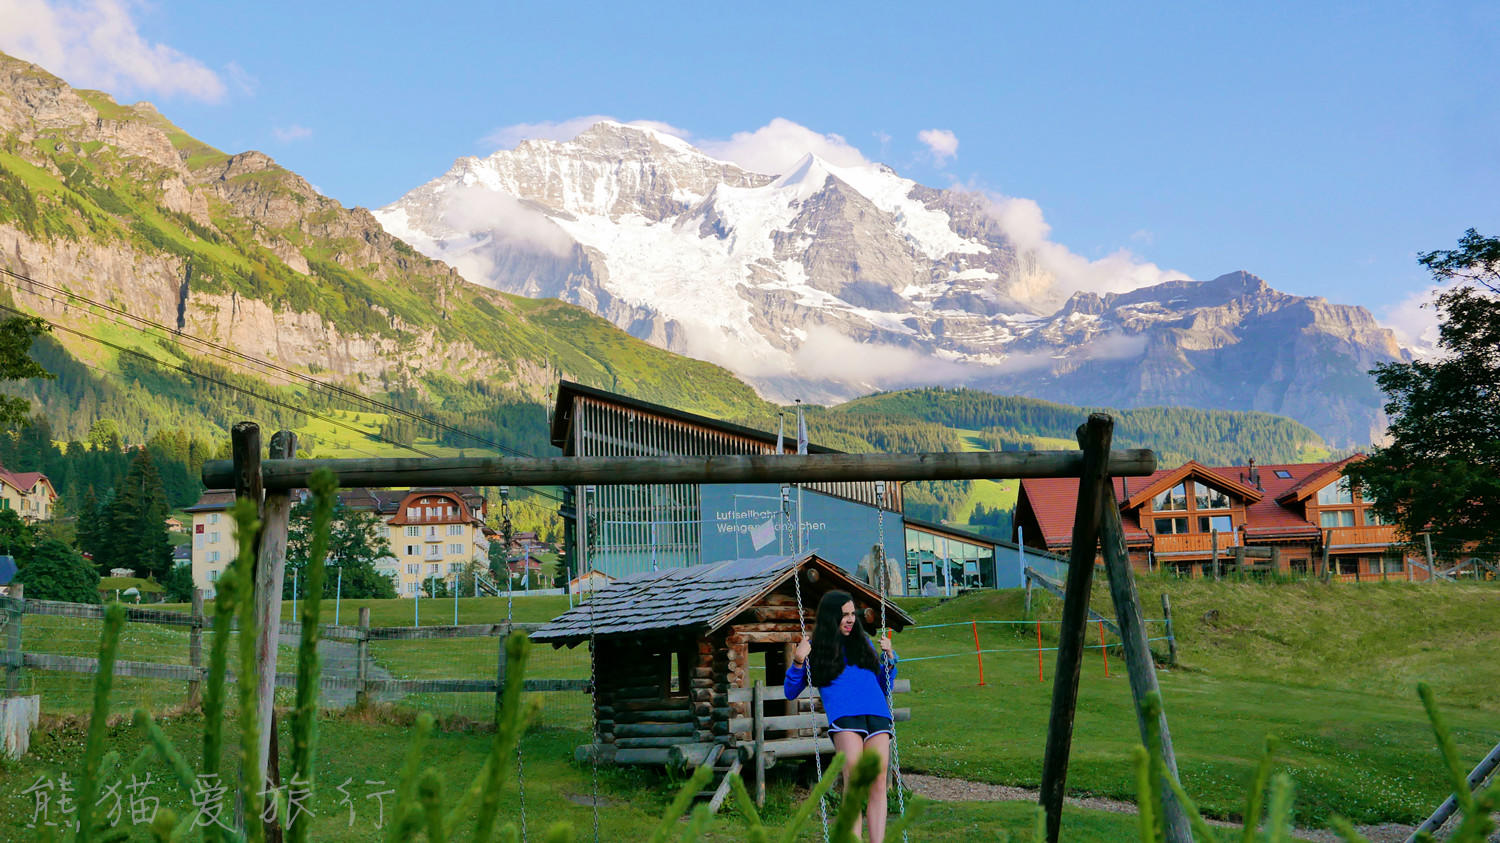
top-left (6, 579), bottom-right (1496, 837)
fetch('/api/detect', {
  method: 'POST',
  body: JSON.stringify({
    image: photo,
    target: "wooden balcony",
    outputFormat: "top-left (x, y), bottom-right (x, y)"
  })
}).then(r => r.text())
top-left (1153, 531), bottom-right (1240, 557)
top-left (1325, 525), bottom-right (1397, 549)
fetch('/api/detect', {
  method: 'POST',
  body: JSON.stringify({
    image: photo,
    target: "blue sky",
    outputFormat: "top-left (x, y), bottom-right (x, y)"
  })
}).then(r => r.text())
top-left (3, 0), bottom-right (1496, 347)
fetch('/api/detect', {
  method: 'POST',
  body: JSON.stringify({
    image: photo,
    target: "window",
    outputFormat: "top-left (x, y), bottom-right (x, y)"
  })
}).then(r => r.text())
top-left (1317, 479), bottom-right (1354, 506)
top-left (1273, 470), bottom-right (1292, 479)
top-left (406, 563), bottom-right (419, 575)
top-left (210, 513), bottom-right (220, 524)
top-left (1154, 517), bottom-right (1189, 535)
top-left (1320, 510), bottom-right (1356, 528)
top-left (194, 535), bottom-right (204, 549)
top-left (428, 525), bottom-right (438, 538)
top-left (405, 544), bottom-right (419, 556)
top-left (1382, 555), bottom-right (1405, 573)
top-left (448, 543), bottom-right (463, 555)
top-left (1194, 484), bottom-right (1230, 510)
top-left (208, 551), bottom-right (220, 563)
top-left (208, 570), bottom-right (220, 582)
top-left (1363, 508), bottom-right (1387, 526)
top-left (1153, 483), bottom-right (1188, 512)
top-left (447, 524), bottom-right (463, 536)
top-left (447, 506), bottom-right (456, 517)
top-left (426, 546), bottom-right (441, 559)
top-left (405, 526), bottom-right (420, 537)
top-left (428, 563), bottom-right (440, 574)
top-left (407, 507), bottom-right (418, 518)
top-left (1198, 515), bottom-right (1233, 534)
top-left (449, 562), bottom-right (463, 573)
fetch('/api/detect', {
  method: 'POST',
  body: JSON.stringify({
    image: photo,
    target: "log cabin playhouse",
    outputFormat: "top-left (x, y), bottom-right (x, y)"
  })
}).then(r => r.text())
top-left (530, 552), bottom-right (913, 801)
top-left (1014, 455), bottom-right (1434, 582)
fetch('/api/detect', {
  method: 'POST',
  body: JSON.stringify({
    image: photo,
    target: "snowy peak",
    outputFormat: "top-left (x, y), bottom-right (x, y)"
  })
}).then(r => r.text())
top-left (376, 120), bottom-right (1410, 446)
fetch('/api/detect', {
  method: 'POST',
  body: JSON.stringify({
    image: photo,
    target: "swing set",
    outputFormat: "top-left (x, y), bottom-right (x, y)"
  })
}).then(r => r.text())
top-left (205, 412), bottom-right (1191, 842)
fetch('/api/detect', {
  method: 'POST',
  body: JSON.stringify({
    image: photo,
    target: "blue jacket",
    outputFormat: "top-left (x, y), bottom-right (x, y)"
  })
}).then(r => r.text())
top-left (784, 641), bottom-right (898, 722)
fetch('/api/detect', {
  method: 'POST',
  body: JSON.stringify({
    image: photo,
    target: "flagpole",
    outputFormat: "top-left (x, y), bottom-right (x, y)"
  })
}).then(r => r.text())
top-left (776, 412), bottom-right (787, 556)
top-left (796, 400), bottom-right (807, 554)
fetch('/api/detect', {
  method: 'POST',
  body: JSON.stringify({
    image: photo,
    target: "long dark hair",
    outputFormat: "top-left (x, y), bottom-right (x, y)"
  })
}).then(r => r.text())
top-left (809, 589), bottom-right (878, 686)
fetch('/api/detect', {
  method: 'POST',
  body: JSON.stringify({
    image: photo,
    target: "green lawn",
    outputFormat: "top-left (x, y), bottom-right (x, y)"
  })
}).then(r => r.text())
top-left (11, 581), bottom-right (1497, 836)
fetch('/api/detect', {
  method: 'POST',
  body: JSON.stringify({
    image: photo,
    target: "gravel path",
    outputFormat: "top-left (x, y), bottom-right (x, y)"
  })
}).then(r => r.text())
top-left (276, 632), bottom-right (399, 708)
top-left (901, 773), bottom-right (1428, 842)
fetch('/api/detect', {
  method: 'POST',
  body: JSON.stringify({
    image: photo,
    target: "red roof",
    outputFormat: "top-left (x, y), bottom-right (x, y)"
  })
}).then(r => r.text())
top-left (0, 469), bottom-right (50, 495)
top-left (1018, 458), bottom-right (1357, 550)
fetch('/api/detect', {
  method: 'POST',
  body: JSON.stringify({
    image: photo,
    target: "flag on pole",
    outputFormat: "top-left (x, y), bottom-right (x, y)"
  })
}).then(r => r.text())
top-left (795, 400), bottom-right (808, 455)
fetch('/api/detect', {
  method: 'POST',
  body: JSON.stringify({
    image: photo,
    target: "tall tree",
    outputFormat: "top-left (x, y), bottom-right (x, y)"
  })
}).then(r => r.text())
top-left (100, 449), bottom-right (173, 578)
top-left (18, 538), bottom-right (100, 603)
top-left (1346, 229), bottom-right (1500, 559)
top-left (284, 500), bottom-right (396, 599)
top-left (0, 315), bottom-right (52, 427)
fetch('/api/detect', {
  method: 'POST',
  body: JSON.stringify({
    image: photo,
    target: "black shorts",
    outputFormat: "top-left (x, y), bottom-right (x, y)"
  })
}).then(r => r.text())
top-left (829, 714), bottom-right (893, 738)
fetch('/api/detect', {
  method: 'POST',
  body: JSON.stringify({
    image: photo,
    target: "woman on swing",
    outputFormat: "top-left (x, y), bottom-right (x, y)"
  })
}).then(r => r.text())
top-left (786, 589), bottom-right (898, 842)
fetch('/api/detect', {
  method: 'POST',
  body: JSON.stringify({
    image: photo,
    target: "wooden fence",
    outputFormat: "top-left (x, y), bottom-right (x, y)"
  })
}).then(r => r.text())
top-left (0, 587), bottom-right (588, 713)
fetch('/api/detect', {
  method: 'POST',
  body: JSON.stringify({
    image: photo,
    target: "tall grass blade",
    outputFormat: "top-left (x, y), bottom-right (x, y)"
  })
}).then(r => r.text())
top-left (288, 469), bottom-right (336, 843)
top-left (1240, 736), bottom-right (1279, 843)
top-left (1131, 746), bottom-right (1158, 843)
top-left (230, 497), bottom-right (264, 843)
top-left (881, 797), bottom-right (928, 843)
top-left (777, 751), bottom-right (847, 843)
top-left (474, 631), bottom-right (532, 841)
top-left (1417, 682), bottom-right (1478, 818)
top-left (830, 752), bottom-right (880, 842)
top-left (647, 762), bottom-right (714, 843)
top-left (76, 602), bottom-right (124, 842)
top-left (681, 803), bottom-right (714, 843)
top-left (1266, 772), bottom-right (1294, 842)
top-left (727, 772), bottom-right (770, 843)
top-left (418, 769), bottom-right (447, 843)
top-left (1328, 816), bottom-right (1373, 842)
top-left (388, 712), bottom-right (433, 843)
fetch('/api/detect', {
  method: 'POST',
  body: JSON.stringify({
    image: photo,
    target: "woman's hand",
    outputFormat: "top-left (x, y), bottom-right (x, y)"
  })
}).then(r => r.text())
top-left (793, 635), bottom-right (811, 667)
top-left (878, 631), bottom-right (894, 658)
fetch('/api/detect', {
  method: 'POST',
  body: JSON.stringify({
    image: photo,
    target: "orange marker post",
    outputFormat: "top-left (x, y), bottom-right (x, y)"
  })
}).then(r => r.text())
top-left (1036, 619), bottom-right (1044, 682)
top-left (1098, 620), bottom-right (1109, 679)
top-left (971, 620), bottom-right (986, 686)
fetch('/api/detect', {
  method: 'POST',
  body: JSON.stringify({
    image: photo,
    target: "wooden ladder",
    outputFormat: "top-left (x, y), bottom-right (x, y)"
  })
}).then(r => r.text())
top-left (694, 746), bottom-right (742, 814)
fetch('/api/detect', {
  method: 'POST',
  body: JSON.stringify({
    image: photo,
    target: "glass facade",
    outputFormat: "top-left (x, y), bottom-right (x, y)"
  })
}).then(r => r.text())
top-left (903, 527), bottom-right (996, 596)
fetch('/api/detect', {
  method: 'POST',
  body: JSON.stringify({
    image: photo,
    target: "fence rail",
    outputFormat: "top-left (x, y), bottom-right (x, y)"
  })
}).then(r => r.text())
top-left (1, 592), bottom-right (587, 718)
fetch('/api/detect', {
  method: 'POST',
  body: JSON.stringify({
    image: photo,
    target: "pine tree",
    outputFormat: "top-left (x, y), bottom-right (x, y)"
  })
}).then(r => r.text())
top-left (102, 449), bottom-right (173, 578)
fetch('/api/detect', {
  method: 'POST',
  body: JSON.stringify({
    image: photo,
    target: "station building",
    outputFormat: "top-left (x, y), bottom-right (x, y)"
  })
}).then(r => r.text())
top-left (549, 381), bottom-right (1062, 596)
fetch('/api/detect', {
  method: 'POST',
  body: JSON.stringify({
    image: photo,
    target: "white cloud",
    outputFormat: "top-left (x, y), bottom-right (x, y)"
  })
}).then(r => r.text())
top-left (480, 115), bottom-right (690, 151)
top-left (1379, 284), bottom-right (1442, 358)
top-left (696, 118), bottom-right (871, 175)
top-left (0, 0), bottom-right (226, 102)
top-left (917, 128), bottom-right (958, 166)
top-left (980, 192), bottom-right (1190, 298)
top-left (224, 60), bottom-right (257, 96)
top-left (272, 124), bottom-right (312, 143)
top-left (440, 184), bottom-right (575, 258)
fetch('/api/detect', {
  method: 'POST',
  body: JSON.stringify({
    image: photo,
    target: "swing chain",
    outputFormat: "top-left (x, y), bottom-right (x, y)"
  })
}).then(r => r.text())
top-left (498, 488), bottom-right (528, 842)
top-left (874, 481), bottom-right (909, 843)
top-left (788, 502), bottom-right (831, 843)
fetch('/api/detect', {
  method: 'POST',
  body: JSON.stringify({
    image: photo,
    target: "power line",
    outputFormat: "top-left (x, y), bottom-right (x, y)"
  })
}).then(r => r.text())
top-left (0, 267), bottom-right (545, 461)
top-left (2, 270), bottom-right (564, 504)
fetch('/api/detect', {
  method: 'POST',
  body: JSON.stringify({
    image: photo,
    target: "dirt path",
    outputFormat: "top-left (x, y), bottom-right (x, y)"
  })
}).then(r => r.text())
top-left (901, 773), bottom-right (1426, 843)
top-left (276, 632), bottom-right (399, 708)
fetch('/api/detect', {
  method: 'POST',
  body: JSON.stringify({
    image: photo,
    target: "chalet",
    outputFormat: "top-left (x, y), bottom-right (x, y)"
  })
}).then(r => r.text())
top-left (0, 467), bottom-right (57, 523)
top-left (1014, 456), bottom-right (1427, 582)
top-left (186, 490), bottom-right (236, 597)
top-left (531, 552), bottom-right (913, 800)
top-left (382, 488), bottom-right (489, 597)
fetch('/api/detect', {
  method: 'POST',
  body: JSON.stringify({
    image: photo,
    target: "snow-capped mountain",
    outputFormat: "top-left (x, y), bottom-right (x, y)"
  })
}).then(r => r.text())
top-left (376, 121), bottom-right (1408, 445)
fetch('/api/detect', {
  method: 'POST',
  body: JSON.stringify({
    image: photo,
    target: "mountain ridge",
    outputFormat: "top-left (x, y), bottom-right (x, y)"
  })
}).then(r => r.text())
top-left (380, 121), bottom-right (1408, 445)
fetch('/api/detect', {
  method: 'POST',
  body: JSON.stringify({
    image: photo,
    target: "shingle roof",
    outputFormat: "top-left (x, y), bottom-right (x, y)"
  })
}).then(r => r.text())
top-left (530, 553), bottom-right (913, 647)
top-left (1018, 458), bottom-right (1357, 549)
top-left (184, 490), bottom-right (235, 512)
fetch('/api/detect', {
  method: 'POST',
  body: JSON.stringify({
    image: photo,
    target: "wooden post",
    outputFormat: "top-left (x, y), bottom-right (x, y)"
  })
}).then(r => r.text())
top-left (752, 680), bottom-right (766, 807)
top-left (1423, 533), bottom-right (1435, 581)
top-left (1232, 545), bottom-right (1245, 579)
top-left (1100, 484), bottom-right (1192, 841)
top-left (355, 607), bottom-right (371, 708)
top-left (255, 430), bottom-right (295, 818)
top-left (4, 583), bottom-right (21, 697)
top-left (1210, 530), bottom-right (1219, 581)
top-left (187, 589), bottom-right (204, 708)
top-left (1161, 593), bottom-right (1177, 669)
top-left (1024, 570), bottom-right (1033, 615)
top-left (1321, 529), bottom-right (1332, 582)
top-left (1270, 545), bottom-right (1281, 575)
top-left (1039, 414), bottom-right (1113, 843)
